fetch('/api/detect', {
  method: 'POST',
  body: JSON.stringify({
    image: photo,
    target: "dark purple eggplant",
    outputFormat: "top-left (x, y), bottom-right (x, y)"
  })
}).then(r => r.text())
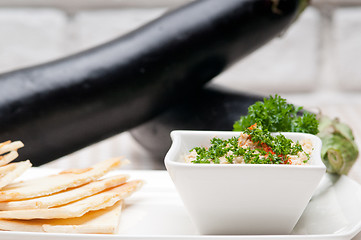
top-left (130, 84), bottom-right (262, 162)
top-left (0, 0), bottom-right (308, 165)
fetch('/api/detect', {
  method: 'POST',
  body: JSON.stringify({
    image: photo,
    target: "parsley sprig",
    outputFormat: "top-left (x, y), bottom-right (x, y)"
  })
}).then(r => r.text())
top-left (244, 124), bottom-right (304, 159)
top-left (233, 95), bottom-right (319, 135)
top-left (191, 136), bottom-right (242, 164)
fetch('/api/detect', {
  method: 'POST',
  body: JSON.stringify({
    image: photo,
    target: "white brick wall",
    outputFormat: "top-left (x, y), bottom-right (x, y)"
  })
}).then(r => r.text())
top-left (334, 7), bottom-right (361, 90)
top-left (0, 8), bottom-right (68, 73)
top-left (0, 7), bottom-right (167, 72)
top-left (67, 8), bottom-right (167, 53)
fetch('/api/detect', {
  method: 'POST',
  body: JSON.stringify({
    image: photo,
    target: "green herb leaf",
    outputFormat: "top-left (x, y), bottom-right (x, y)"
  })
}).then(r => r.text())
top-left (233, 94), bottom-right (319, 135)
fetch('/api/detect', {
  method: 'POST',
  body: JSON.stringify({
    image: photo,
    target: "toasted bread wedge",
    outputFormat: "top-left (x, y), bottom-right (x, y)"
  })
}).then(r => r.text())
top-left (0, 141), bottom-right (24, 156)
top-left (0, 201), bottom-right (123, 234)
top-left (0, 157), bottom-right (128, 201)
top-left (0, 174), bottom-right (129, 210)
top-left (0, 180), bottom-right (143, 220)
top-left (0, 161), bottom-right (32, 189)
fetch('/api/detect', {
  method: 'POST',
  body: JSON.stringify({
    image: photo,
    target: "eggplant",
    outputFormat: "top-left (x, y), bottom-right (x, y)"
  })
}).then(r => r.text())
top-left (0, 0), bottom-right (308, 165)
top-left (130, 84), bottom-right (262, 161)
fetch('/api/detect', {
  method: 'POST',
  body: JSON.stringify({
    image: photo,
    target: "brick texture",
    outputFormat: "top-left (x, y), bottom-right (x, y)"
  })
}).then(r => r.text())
top-left (0, 8), bottom-right (67, 73)
top-left (67, 8), bottom-right (167, 53)
top-left (334, 7), bottom-right (361, 90)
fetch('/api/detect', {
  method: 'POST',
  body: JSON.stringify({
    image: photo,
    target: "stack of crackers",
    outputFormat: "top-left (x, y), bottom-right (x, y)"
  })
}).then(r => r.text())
top-left (0, 140), bottom-right (143, 234)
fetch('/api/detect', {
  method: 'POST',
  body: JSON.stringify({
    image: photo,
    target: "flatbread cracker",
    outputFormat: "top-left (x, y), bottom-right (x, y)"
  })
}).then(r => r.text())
top-left (0, 160), bottom-right (32, 189)
top-left (43, 201), bottom-right (123, 234)
top-left (0, 201), bottom-right (123, 234)
top-left (0, 180), bottom-right (143, 220)
top-left (0, 141), bottom-right (24, 156)
top-left (0, 174), bottom-right (129, 210)
top-left (0, 157), bottom-right (127, 201)
top-left (0, 151), bottom-right (19, 167)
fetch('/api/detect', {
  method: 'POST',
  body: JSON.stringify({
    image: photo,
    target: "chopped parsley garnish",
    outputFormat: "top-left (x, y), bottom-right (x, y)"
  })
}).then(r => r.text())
top-left (190, 123), bottom-right (309, 164)
top-left (233, 95), bottom-right (319, 135)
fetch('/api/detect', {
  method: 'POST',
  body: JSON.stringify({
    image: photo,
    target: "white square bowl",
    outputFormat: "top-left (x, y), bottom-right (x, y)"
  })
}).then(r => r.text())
top-left (164, 130), bottom-right (326, 235)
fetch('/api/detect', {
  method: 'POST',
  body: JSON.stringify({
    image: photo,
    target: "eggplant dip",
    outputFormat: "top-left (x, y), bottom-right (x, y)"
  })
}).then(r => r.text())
top-left (185, 124), bottom-right (313, 165)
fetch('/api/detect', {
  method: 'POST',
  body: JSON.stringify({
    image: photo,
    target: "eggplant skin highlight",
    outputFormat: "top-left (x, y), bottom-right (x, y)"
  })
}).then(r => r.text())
top-left (0, 0), bottom-right (308, 165)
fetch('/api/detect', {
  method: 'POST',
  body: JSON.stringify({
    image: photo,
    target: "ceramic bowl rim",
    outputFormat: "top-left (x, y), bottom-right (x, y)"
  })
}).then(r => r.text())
top-left (165, 130), bottom-right (326, 170)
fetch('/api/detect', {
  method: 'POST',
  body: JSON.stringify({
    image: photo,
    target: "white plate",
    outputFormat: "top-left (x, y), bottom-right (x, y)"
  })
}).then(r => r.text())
top-left (1, 168), bottom-right (361, 240)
